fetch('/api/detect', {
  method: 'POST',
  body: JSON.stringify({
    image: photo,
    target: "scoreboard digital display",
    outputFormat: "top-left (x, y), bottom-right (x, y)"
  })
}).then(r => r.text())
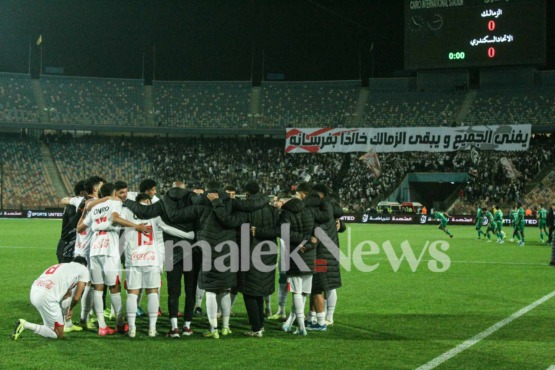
top-left (404, 0), bottom-right (546, 70)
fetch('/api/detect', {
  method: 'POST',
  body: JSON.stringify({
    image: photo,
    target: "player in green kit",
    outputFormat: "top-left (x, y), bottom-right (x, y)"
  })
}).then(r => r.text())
top-left (509, 206), bottom-right (520, 243)
top-left (484, 208), bottom-right (494, 242)
top-left (516, 202), bottom-right (526, 246)
top-left (493, 206), bottom-right (505, 244)
top-left (537, 205), bottom-right (548, 243)
top-left (475, 205), bottom-right (484, 239)
top-left (433, 211), bottom-right (453, 238)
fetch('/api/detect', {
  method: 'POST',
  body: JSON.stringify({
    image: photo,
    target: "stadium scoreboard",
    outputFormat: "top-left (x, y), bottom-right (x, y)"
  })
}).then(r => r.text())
top-left (404, 0), bottom-right (546, 70)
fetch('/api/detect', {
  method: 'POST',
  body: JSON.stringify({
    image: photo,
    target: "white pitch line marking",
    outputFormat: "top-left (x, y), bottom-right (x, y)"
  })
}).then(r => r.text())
top-left (416, 290), bottom-right (555, 370)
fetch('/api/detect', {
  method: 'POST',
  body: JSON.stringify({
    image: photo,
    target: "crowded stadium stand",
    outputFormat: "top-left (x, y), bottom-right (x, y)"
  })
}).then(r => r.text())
top-left (46, 134), bottom-right (154, 194)
top-left (153, 81), bottom-right (251, 128)
top-left (40, 75), bottom-right (145, 126)
top-left (260, 81), bottom-right (360, 128)
top-left (0, 134), bottom-right (59, 209)
top-left (525, 172), bottom-right (555, 208)
top-left (450, 136), bottom-right (555, 214)
top-left (0, 132), bottom-right (533, 213)
top-left (0, 73), bottom-right (39, 123)
top-left (133, 136), bottom-right (340, 196)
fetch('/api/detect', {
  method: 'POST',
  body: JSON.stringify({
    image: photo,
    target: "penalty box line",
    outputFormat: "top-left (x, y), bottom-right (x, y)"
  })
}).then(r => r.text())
top-left (416, 290), bottom-right (555, 370)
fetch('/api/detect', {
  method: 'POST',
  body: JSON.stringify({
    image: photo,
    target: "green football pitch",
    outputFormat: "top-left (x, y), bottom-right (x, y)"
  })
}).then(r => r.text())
top-left (1, 219), bottom-right (554, 369)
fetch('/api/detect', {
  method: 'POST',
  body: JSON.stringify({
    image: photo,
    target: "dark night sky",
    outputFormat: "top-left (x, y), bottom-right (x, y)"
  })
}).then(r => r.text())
top-left (0, 0), bottom-right (552, 81)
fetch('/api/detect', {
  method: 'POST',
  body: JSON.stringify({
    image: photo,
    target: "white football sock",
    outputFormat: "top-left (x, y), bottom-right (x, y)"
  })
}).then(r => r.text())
top-left (284, 296), bottom-right (296, 327)
top-left (294, 293), bottom-right (305, 331)
top-left (110, 292), bottom-right (123, 325)
top-left (284, 313), bottom-right (295, 328)
top-left (147, 293), bottom-right (159, 332)
top-left (185, 321), bottom-right (191, 328)
top-left (85, 286), bottom-right (94, 319)
top-left (80, 285), bottom-right (91, 321)
top-left (325, 289), bottom-right (337, 322)
top-left (316, 312), bottom-right (326, 326)
top-left (126, 293), bottom-right (138, 329)
top-left (23, 322), bottom-right (58, 339)
top-left (94, 290), bottom-right (107, 328)
top-left (229, 293), bottom-right (237, 311)
top-left (170, 317), bottom-right (178, 330)
top-left (137, 288), bottom-right (144, 308)
top-left (205, 292), bottom-right (218, 330)
top-left (308, 310), bottom-right (316, 324)
top-left (61, 297), bottom-right (72, 326)
top-left (219, 292), bottom-right (231, 328)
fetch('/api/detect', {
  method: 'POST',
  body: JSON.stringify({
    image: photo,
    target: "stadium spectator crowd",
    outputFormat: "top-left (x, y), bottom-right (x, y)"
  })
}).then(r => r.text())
top-left (0, 134), bottom-right (58, 209)
top-left (1, 133), bottom-right (553, 213)
top-left (143, 136), bottom-right (342, 197)
top-left (456, 135), bottom-right (555, 213)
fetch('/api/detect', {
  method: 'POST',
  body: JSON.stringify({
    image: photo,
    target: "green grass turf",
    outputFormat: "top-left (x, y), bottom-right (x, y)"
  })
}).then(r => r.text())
top-left (1, 219), bottom-right (554, 369)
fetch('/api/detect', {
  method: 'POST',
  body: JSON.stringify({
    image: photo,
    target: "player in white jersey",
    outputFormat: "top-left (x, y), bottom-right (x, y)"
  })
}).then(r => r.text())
top-left (126, 181), bottom-right (163, 317)
top-left (77, 183), bottom-right (150, 336)
top-left (123, 193), bottom-right (194, 338)
top-left (68, 176), bottom-right (105, 330)
top-left (12, 257), bottom-right (90, 340)
top-left (70, 176), bottom-right (105, 261)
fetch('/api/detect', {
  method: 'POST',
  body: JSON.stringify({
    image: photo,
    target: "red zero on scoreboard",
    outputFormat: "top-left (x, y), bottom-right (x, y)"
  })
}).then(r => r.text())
top-left (488, 20), bottom-right (495, 31)
top-left (488, 47), bottom-right (495, 58)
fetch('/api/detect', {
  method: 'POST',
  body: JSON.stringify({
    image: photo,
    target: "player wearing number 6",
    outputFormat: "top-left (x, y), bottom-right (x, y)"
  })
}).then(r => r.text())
top-left (12, 256), bottom-right (90, 340)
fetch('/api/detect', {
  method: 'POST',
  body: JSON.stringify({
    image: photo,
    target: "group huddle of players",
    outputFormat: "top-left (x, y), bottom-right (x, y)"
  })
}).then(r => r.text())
top-left (12, 176), bottom-right (345, 341)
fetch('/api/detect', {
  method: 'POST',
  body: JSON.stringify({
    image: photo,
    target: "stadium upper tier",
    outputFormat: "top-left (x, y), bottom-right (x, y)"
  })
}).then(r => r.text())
top-left (464, 87), bottom-right (555, 126)
top-left (260, 81), bottom-right (360, 128)
top-left (0, 73), bottom-right (39, 124)
top-left (1, 76), bottom-right (554, 128)
top-left (153, 81), bottom-right (252, 128)
top-left (362, 90), bottom-right (466, 127)
top-left (40, 75), bottom-right (145, 126)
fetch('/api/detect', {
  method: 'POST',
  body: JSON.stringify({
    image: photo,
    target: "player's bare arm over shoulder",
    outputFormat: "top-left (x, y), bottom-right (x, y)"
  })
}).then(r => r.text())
top-left (111, 212), bottom-right (151, 234)
top-left (60, 196), bottom-right (74, 206)
top-left (85, 196), bottom-right (121, 211)
top-left (76, 207), bottom-right (90, 233)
